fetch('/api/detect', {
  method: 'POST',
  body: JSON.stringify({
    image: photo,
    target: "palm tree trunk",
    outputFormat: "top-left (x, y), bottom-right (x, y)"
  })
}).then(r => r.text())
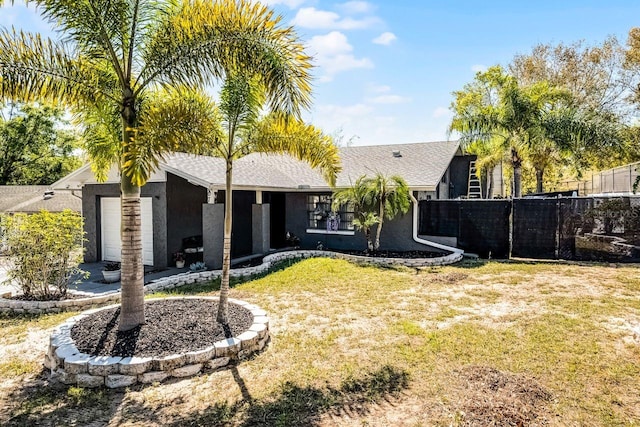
top-left (119, 100), bottom-right (145, 331)
top-left (486, 167), bottom-right (494, 199)
top-left (512, 149), bottom-right (522, 198)
top-left (217, 158), bottom-right (233, 324)
top-left (374, 197), bottom-right (384, 251)
top-left (536, 169), bottom-right (544, 194)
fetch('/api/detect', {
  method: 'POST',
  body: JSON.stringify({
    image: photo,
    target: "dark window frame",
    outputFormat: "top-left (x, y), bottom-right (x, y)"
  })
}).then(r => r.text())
top-left (306, 194), bottom-right (354, 231)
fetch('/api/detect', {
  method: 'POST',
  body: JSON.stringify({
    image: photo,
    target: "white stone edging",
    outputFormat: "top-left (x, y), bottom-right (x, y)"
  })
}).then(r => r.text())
top-left (45, 296), bottom-right (269, 388)
top-left (0, 249), bottom-right (462, 315)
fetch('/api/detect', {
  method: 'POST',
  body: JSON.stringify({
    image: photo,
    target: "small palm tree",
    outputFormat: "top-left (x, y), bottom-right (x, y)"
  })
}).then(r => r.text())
top-left (368, 173), bottom-right (411, 251)
top-left (0, 0), bottom-right (315, 330)
top-left (333, 176), bottom-right (375, 251)
top-left (333, 173), bottom-right (410, 252)
top-left (199, 73), bottom-right (341, 324)
top-left (352, 212), bottom-right (379, 252)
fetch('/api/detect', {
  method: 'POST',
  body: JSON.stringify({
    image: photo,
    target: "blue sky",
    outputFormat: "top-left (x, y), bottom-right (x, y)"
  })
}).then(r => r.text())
top-left (3, 0), bottom-right (640, 146)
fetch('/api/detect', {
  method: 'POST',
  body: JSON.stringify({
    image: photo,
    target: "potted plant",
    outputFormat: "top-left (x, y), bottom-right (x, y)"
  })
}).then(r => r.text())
top-left (102, 261), bottom-right (121, 283)
top-left (173, 251), bottom-right (185, 268)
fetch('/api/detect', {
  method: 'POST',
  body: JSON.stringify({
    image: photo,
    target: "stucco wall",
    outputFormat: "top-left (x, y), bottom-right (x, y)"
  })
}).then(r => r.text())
top-left (285, 192), bottom-right (441, 253)
top-left (166, 174), bottom-right (207, 265)
top-left (82, 182), bottom-right (167, 267)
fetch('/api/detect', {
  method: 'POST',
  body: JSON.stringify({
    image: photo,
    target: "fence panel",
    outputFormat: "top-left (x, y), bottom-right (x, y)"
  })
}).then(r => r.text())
top-left (419, 200), bottom-right (510, 258)
top-left (420, 197), bottom-right (640, 262)
top-left (511, 199), bottom-right (558, 259)
top-left (458, 201), bottom-right (511, 258)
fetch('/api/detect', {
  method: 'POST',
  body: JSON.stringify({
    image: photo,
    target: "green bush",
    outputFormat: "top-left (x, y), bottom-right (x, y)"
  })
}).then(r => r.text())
top-left (1, 209), bottom-right (85, 300)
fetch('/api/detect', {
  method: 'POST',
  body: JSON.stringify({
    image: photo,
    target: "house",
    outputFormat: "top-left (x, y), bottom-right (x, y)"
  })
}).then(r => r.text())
top-left (0, 185), bottom-right (82, 214)
top-left (53, 141), bottom-right (502, 268)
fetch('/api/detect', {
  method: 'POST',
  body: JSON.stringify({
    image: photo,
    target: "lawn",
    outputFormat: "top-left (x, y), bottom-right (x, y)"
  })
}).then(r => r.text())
top-left (1, 258), bottom-right (639, 426)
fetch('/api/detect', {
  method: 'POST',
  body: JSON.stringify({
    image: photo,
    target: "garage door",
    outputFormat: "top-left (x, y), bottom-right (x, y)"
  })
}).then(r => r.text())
top-left (101, 197), bottom-right (154, 265)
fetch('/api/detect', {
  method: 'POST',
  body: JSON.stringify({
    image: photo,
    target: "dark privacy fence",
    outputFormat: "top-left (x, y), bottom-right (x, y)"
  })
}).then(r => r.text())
top-left (419, 197), bottom-right (640, 262)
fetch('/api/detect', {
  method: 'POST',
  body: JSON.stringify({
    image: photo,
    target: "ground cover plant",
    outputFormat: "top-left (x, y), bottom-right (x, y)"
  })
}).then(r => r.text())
top-left (1, 258), bottom-right (639, 426)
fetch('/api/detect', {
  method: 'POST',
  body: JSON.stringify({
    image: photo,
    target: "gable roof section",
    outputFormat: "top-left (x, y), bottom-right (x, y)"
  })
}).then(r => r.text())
top-left (338, 141), bottom-right (460, 189)
top-left (53, 140), bottom-right (461, 192)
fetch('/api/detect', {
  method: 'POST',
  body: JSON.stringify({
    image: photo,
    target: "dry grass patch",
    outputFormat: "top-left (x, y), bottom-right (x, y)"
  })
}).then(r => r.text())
top-left (1, 258), bottom-right (640, 426)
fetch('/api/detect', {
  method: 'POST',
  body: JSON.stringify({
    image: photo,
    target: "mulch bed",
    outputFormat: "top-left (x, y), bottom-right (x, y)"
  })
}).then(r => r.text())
top-left (330, 249), bottom-right (449, 259)
top-left (70, 299), bottom-right (254, 358)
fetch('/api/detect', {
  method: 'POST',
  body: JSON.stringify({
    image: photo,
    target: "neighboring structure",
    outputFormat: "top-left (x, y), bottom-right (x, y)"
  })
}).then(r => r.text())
top-left (53, 141), bottom-right (498, 268)
top-left (0, 185), bottom-right (82, 214)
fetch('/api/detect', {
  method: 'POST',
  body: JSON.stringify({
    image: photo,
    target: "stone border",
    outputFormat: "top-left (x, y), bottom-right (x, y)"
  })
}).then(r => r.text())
top-left (0, 249), bottom-right (462, 315)
top-left (45, 296), bottom-right (269, 388)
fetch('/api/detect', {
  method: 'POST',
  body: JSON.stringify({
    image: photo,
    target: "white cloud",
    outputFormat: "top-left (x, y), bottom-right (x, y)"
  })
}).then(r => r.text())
top-left (292, 7), bottom-right (379, 30)
top-left (369, 84), bottom-right (391, 93)
top-left (369, 95), bottom-right (410, 104)
top-left (471, 64), bottom-right (487, 73)
top-left (432, 106), bottom-right (452, 118)
top-left (307, 31), bottom-right (373, 81)
top-left (372, 32), bottom-right (397, 46)
top-left (260, 0), bottom-right (306, 8)
top-left (338, 1), bottom-right (375, 14)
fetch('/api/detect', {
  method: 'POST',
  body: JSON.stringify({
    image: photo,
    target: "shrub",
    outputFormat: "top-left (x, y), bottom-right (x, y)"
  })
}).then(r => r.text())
top-left (1, 209), bottom-right (85, 300)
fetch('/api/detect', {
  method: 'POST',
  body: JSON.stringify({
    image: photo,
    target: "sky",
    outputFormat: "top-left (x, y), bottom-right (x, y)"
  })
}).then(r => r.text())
top-left (3, 0), bottom-right (640, 146)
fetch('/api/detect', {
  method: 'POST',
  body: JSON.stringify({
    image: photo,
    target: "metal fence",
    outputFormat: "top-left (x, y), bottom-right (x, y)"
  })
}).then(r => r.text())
top-left (561, 162), bottom-right (640, 195)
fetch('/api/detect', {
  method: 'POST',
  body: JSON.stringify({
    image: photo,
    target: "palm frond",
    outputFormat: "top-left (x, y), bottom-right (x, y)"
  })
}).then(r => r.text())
top-left (140, 0), bottom-right (312, 117)
top-left (249, 112), bottom-right (341, 187)
top-left (123, 87), bottom-right (223, 185)
top-left (0, 28), bottom-right (117, 105)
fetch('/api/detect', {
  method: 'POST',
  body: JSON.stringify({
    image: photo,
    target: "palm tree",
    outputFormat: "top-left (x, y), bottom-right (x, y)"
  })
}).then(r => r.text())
top-left (451, 68), bottom-right (543, 198)
top-left (333, 173), bottom-right (410, 252)
top-left (0, 0), bottom-right (314, 330)
top-left (201, 73), bottom-right (340, 324)
top-left (368, 173), bottom-right (411, 251)
top-left (333, 176), bottom-right (378, 251)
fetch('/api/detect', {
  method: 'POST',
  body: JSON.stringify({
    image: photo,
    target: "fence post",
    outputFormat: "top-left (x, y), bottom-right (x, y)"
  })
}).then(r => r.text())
top-left (555, 198), bottom-right (560, 259)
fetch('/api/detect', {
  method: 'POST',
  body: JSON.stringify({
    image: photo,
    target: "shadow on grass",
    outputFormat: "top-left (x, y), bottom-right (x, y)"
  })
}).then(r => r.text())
top-left (1, 368), bottom-right (124, 427)
top-left (126, 364), bottom-right (410, 427)
top-left (2, 362), bottom-right (409, 426)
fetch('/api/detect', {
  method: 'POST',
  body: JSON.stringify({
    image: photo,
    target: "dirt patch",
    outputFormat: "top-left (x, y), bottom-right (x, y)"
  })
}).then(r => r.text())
top-left (451, 365), bottom-right (553, 426)
top-left (71, 299), bottom-right (253, 358)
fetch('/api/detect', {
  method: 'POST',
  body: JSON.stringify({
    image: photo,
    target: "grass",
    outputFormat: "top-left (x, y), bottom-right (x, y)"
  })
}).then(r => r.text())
top-left (1, 258), bottom-right (639, 426)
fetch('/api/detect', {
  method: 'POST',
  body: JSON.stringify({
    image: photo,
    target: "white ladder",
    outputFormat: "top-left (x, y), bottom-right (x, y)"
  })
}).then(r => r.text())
top-left (468, 161), bottom-right (482, 198)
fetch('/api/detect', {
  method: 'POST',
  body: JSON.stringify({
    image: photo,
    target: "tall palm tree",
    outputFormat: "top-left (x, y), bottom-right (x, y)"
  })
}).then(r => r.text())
top-left (451, 66), bottom-right (569, 197)
top-left (0, 0), bottom-right (314, 330)
top-left (200, 73), bottom-right (340, 324)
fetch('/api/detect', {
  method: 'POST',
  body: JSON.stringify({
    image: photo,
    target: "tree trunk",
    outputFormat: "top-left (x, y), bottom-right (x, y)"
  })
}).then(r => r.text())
top-left (486, 167), bottom-right (494, 199)
top-left (512, 149), bottom-right (522, 198)
top-left (374, 197), bottom-right (384, 251)
top-left (217, 158), bottom-right (233, 324)
top-left (365, 228), bottom-right (373, 252)
top-left (118, 94), bottom-right (145, 331)
top-left (535, 169), bottom-right (544, 194)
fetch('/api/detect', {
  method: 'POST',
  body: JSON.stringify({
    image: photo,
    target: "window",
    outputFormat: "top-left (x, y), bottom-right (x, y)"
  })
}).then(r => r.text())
top-left (306, 194), bottom-right (354, 232)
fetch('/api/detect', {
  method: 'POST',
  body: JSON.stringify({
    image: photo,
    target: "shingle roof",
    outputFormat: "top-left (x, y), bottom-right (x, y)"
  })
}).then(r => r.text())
top-left (53, 140), bottom-right (461, 192)
top-left (161, 140), bottom-right (460, 190)
top-left (0, 186), bottom-right (82, 213)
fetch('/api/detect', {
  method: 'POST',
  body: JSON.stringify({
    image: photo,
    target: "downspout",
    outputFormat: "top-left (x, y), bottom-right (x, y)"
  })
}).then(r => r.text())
top-left (410, 194), bottom-right (464, 262)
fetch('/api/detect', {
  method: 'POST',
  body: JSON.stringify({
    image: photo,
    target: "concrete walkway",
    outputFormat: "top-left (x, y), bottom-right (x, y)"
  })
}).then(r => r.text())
top-left (0, 258), bottom-right (189, 297)
top-left (69, 263), bottom-right (189, 295)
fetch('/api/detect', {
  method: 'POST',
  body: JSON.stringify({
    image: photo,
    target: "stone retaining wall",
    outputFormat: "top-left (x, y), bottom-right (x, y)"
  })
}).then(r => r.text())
top-left (46, 296), bottom-right (269, 388)
top-left (0, 250), bottom-right (463, 315)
